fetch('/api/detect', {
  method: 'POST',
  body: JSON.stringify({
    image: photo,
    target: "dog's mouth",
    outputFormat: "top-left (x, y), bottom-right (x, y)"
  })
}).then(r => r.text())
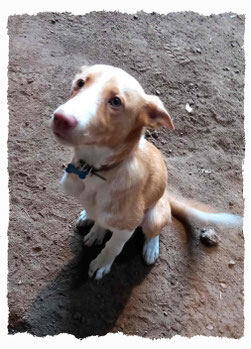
top-left (53, 130), bottom-right (74, 146)
top-left (53, 130), bottom-right (96, 146)
top-left (53, 130), bottom-right (68, 140)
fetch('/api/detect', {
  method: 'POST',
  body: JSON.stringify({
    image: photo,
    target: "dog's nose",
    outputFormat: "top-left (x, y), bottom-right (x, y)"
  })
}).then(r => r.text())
top-left (53, 111), bottom-right (78, 129)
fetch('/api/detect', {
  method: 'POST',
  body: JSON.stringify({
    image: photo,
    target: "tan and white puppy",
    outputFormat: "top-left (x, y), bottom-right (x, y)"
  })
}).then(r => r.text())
top-left (51, 64), bottom-right (242, 280)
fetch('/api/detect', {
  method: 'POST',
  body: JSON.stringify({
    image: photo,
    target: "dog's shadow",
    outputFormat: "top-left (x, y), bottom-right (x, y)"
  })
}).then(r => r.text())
top-left (22, 225), bottom-right (152, 338)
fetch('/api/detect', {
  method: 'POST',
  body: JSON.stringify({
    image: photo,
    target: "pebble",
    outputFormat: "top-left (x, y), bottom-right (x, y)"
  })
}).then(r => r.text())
top-left (155, 90), bottom-right (161, 96)
top-left (200, 168), bottom-right (212, 175)
top-left (185, 103), bottom-right (193, 114)
top-left (164, 312), bottom-right (168, 317)
top-left (220, 283), bottom-right (227, 289)
top-left (133, 15), bottom-right (138, 19)
top-left (228, 260), bottom-right (236, 267)
top-left (27, 78), bottom-right (34, 84)
top-left (206, 324), bottom-right (214, 331)
top-left (199, 228), bottom-right (221, 246)
top-left (33, 246), bottom-right (42, 253)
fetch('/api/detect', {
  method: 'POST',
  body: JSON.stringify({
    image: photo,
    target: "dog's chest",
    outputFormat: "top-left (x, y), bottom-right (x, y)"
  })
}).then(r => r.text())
top-left (61, 171), bottom-right (108, 212)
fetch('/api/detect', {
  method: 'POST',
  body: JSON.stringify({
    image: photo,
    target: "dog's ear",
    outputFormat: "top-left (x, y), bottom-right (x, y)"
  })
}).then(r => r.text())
top-left (141, 95), bottom-right (174, 130)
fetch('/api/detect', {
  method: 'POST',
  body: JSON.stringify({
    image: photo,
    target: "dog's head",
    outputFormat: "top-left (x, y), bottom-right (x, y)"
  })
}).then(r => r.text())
top-left (51, 64), bottom-right (174, 148)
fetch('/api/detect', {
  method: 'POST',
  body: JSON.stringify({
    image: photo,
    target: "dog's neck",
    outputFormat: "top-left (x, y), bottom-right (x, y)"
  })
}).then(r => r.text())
top-left (73, 133), bottom-right (146, 170)
top-left (73, 145), bottom-right (115, 169)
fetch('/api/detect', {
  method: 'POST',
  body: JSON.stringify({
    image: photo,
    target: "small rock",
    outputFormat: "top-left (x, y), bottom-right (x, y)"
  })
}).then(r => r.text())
top-left (27, 78), bottom-right (34, 84)
top-left (185, 103), bottom-right (193, 114)
top-left (220, 283), bottom-right (227, 289)
top-left (133, 15), bottom-right (138, 19)
top-left (32, 246), bottom-right (42, 253)
top-left (196, 48), bottom-right (202, 54)
top-left (163, 312), bottom-right (168, 317)
top-left (200, 168), bottom-right (212, 175)
top-left (228, 260), bottom-right (235, 267)
top-left (207, 324), bottom-right (214, 331)
top-left (200, 228), bottom-right (220, 246)
top-left (155, 90), bottom-right (161, 96)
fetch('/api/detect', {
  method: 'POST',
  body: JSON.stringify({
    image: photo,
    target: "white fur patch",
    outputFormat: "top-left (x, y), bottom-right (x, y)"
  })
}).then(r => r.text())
top-left (54, 83), bottom-right (100, 130)
top-left (142, 235), bottom-right (159, 265)
top-left (76, 210), bottom-right (93, 228)
top-left (139, 134), bottom-right (146, 149)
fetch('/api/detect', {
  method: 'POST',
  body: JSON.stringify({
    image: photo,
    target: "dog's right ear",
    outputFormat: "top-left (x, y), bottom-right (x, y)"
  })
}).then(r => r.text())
top-left (141, 95), bottom-right (174, 130)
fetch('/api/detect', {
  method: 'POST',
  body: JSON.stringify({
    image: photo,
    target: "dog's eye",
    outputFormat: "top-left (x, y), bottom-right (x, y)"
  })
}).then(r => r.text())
top-left (76, 79), bottom-right (85, 88)
top-left (108, 97), bottom-right (122, 108)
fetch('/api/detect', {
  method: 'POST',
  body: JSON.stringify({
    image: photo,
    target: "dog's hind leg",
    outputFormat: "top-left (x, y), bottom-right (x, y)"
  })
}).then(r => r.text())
top-left (141, 189), bottom-right (171, 265)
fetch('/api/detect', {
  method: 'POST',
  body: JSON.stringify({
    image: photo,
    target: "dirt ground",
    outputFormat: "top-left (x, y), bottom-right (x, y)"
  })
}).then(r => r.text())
top-left (7, 11), bottom-right (245, 339)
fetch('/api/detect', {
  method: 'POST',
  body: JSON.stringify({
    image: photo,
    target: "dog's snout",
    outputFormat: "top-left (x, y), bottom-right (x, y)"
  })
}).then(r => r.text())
top-left (53, 111), bottom-right (78, 130)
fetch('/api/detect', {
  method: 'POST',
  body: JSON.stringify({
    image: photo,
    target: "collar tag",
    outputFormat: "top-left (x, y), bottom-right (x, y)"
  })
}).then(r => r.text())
top-left (65, 163), bottom-right (90, 179)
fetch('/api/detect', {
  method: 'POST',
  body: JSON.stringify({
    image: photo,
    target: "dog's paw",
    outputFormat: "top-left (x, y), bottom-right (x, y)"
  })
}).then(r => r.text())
top-left (88, 255), bottom-right (112, 280)
top-left (83, 225), bottom-right (107, 247)
top-left (142, 236), bottom-right (159, 265)
top-left (76, 210), bottom-right (93, 228)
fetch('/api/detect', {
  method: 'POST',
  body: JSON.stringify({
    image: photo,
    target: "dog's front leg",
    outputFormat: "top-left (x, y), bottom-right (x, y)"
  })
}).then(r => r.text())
top-left (88, 229), bottom-right (134, 280)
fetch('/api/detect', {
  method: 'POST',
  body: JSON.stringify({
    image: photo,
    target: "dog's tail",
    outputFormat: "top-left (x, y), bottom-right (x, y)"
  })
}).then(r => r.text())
top-left (168, 193), bottom-right (243, 228)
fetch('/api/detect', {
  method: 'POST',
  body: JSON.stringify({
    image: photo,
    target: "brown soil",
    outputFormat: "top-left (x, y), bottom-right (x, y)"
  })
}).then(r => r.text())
top-left (7, 11), bottom-right (244, 339)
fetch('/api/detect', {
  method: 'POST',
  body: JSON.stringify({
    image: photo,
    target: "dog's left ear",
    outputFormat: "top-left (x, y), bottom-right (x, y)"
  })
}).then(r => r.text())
top-left (141, 95), bottom-right (174, 130)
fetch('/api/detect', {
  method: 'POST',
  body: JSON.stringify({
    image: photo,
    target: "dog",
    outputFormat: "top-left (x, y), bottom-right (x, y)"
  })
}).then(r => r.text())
top-left (51, 64), bottom-right (242, 280)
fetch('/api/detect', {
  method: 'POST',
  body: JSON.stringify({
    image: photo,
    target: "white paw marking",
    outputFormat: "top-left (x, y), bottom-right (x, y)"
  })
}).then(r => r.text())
top-left (88, 254), bottom-right (112, 280)
top-left (142, 236), bottom-right (159, 265)
top-left (76, 210), bottom-right (93, 228)
top-left (83, 225), bottom-right (107, 247)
